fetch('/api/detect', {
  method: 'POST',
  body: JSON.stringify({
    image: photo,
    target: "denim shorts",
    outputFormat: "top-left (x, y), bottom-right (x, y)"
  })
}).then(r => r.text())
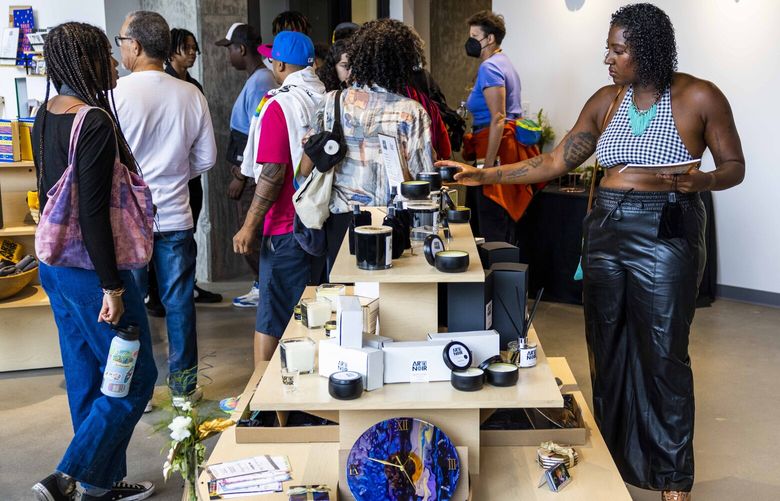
top-left (256, 232), bottom-right (311, 338)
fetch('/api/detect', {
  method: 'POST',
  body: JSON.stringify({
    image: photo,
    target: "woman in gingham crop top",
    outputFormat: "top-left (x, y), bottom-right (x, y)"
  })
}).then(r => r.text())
top-left (438, 5), bottom-right (744, 500)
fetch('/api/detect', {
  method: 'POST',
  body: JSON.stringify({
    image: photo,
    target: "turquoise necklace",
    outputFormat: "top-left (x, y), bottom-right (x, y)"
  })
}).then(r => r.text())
top-left (627, 89), bottom-right (659, 136)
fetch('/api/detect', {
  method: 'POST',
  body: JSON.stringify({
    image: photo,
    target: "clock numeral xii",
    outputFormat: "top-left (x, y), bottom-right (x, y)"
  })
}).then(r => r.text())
top-left (398, 419), bottom-right (409, 431)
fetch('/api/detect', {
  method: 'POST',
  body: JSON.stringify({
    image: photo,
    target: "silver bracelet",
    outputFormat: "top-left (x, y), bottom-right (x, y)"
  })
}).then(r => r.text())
top-left (102, 287), bottom-right (125, 297)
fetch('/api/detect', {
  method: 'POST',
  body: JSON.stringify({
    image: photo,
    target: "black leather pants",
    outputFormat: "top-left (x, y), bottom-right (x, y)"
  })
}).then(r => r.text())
top-left (583, 188), bottom-right (706, 492)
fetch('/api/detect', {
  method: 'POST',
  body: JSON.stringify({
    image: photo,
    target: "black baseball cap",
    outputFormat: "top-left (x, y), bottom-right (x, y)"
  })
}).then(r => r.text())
top-left (215, 23), bottom-right (261, 47)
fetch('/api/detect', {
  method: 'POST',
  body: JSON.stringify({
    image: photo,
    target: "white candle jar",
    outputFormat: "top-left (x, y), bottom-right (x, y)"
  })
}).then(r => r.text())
top-left (280, 337), bottom-right (316, 374)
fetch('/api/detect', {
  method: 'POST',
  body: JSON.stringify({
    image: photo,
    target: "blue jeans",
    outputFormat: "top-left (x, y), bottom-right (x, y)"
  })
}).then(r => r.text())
top-left (133, 229), bottom-right (197, 395)
top-left (39, 263), bottom-right (157, 489)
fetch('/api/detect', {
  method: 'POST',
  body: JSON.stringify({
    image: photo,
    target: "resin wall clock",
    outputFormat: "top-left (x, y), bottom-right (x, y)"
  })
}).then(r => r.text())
top-left (346, 417), bottom-right (460, 500)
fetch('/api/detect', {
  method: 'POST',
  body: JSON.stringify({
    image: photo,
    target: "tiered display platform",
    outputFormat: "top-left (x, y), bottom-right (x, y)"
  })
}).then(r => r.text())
top-left (199, 208), bottom-right (630, 500)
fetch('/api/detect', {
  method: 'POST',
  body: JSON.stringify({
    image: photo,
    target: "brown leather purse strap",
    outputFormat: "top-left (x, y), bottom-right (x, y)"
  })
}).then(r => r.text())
top-left (586, 86), bottom-right (624, 213)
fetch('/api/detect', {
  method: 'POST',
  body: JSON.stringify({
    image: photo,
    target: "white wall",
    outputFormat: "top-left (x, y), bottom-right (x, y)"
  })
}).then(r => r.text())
top-left (0, 1), bottom-right (106, 119)
top-left (493, 0), bottom-right (780, 295)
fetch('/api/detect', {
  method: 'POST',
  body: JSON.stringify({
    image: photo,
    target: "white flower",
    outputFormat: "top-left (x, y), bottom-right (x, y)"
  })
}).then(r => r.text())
top-left (168, 415), bottom-right (192, 442)
top-left (180, 401), bottom-right (193, 412)
top-left (163, 460), bottom-right (172, 478)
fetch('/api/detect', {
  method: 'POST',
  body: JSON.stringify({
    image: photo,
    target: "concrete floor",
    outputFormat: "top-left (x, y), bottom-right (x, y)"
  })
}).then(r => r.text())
top-left (1, 282), bottom-right (779, 500)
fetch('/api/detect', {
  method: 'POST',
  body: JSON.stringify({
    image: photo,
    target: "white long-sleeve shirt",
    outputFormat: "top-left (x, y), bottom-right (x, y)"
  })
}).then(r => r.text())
top-left (113, 70), bottom-right (216, 232)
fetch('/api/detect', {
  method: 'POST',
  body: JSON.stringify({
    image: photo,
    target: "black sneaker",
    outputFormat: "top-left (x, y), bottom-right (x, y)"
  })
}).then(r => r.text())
top-left (32, 473), bottom-right (75, 501)
top-left (193, 284), bottom-right (222, 303)
top-left (77, 481), bottom-right (155, 501)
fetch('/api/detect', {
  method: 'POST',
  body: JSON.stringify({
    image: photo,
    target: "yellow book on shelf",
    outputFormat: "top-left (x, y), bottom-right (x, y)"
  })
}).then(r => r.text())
top-left (18, 121), bottom-right (33, 161)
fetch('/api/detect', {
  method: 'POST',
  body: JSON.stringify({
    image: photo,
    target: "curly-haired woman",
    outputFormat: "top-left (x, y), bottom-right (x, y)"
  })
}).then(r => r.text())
top-left (439, 4), bottom-right (745, 500)
top-left (302, 18), bottom-right (435, 277)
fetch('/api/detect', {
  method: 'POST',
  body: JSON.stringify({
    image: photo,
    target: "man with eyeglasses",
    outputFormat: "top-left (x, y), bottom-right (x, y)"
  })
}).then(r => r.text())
top-left (112, 11), bottom-right (217, 409)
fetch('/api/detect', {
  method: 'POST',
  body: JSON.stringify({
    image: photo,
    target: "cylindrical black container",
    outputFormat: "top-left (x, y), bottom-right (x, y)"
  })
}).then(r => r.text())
top-left (485, 362), bottom-right (519, 387)
top-left (349, 205), bottom-right (372, 255)
top-left (447, 206), bottom-right (471, 223)
top-left (435, 250), bottom-right (470, 273)
top-left (417, 171), bottom-right (442, 191)
top-left (451, 368), bottom-right (485, 392)
top-left (438, 165), bottom-right (460, 182)
top-left (401, 180), bottom-right (431, 200)
top-left (354, 226), bottom-right (393, 270)
top-left (328, 371), bottom-right (363, 400)
top-left (407, 201), bottom-right (438, 228)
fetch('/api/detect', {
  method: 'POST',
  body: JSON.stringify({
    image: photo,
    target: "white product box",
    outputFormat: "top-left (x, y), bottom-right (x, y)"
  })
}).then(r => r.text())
top-left (362, 333), bottom-right (394, 349)
top-left (318, 338), bottom-right (384, 391)
top-left (354, 282), bottom-right (380, 299)
top-left (427, 330), bottom-right (501, 367)
top-left (382, 340), bottom-right (450, 384)
top-left (337, 296), bottom-right (363, 349)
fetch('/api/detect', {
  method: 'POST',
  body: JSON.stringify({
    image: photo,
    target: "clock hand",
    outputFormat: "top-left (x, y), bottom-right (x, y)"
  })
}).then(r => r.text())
top-left (367, 457), bottom-right (402, 469)
top-left (394, 456), bottom-right (415, 486)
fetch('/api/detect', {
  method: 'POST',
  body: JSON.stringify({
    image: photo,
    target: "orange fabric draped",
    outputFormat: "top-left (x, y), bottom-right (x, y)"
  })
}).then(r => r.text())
top-left (462, 122), bottom-right (543, 222)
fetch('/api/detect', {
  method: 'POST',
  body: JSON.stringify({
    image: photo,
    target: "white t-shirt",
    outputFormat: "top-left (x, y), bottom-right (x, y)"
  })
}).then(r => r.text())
top-left (113, 70), bottom-right (216, 232)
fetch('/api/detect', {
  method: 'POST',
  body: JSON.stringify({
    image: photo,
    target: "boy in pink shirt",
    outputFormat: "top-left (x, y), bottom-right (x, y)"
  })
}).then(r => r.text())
top-left (232, 31), bottom-right (324, 363)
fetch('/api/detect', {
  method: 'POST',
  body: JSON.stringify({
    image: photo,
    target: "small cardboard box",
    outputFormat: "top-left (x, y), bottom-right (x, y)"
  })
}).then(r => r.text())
top-left (318, 338), bottom-right (384, 391)
top-left (480, 393), bottom-right (588, 446)
top-left (427, 330), bottom-right (500, 367)
top-left (336, 296), bottom-right (363, 349)
top-left (382, 340), bottom-right (450, 383)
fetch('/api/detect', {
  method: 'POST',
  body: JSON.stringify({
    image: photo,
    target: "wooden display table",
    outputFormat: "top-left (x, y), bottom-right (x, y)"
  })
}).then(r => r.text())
top-left (329, 208), bottom-right (483, 338)
top-left (200, 217), bottom-right (630, 500)
top-left (201, 358), bottom-right (630, 500)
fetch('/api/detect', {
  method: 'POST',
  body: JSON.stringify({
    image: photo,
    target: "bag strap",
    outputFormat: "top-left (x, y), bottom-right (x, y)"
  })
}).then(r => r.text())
top-left (331, 89), bottom-right (343, 136)
top-left (66, 106), bottom-right (96, 167)
top-left (586, 86), bottom-right (624, 214)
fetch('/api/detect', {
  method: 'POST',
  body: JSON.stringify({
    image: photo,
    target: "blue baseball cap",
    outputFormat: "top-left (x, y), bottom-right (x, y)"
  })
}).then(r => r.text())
top-left (258, 31), bottom-right (314, 67)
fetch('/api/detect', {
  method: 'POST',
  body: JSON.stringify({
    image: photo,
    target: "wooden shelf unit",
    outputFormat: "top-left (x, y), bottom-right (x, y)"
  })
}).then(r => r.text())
top-left (0, 163), bottom-right (59, 371)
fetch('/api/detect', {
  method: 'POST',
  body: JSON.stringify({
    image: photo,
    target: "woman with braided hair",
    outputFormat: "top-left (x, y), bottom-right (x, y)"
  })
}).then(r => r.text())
top-left (31, 22), bottom-right (156, 501)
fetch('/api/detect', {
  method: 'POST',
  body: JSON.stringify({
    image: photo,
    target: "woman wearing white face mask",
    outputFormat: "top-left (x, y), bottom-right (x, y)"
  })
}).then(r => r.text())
top-left (462, 10), bottom-right (542, 249)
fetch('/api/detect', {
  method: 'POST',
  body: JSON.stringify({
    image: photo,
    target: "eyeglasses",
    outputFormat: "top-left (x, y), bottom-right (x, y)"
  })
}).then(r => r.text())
top-left (114, 35), bottom-right (133, 47)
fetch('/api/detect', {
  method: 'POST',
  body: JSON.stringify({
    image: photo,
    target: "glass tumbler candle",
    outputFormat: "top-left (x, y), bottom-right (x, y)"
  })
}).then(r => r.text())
top-left (279, 337), bottom-right (316, 374)
top-left (280, 368), bottom-right (299, 394)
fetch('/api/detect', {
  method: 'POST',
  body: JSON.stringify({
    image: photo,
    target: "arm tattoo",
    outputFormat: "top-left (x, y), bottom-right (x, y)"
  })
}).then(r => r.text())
top-left (499, 154), bottom-right (543, 181)
top-left (562, 132), bottom-right (597, 169)
top-left (248, 162), bottom-right (287, 219)
top-left (505, 167), bottom-right (529, 180)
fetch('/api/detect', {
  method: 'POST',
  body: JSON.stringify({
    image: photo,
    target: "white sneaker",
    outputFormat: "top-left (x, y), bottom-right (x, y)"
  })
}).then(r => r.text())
top-left (232, 281), bottom-right (259, 308)
top-left (143, 400), bottom-right (153, 413)
top-left (172, 387), bottom-right (203, 409)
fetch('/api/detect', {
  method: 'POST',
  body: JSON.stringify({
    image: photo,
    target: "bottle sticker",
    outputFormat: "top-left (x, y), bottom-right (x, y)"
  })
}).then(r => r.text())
top-left (486, 300), bottom-right (493, 329)
top-left (385, 234), bottom-right (392, 266)
top-left (410, 359), bottom-right (430, 383)
top-left (519, 346), bottom-right (537, 368)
